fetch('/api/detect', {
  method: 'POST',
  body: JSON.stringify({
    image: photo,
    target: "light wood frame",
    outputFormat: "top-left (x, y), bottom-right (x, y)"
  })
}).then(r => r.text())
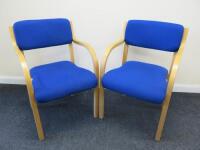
top-left (9, 20), bottom-right (99, 141)
top-left (99, 23), bottom-right (189, 141)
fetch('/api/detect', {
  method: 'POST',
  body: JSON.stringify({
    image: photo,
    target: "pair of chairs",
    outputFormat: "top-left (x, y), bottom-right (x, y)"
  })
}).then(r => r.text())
top-left (9, 18), bottom-right (188, 141)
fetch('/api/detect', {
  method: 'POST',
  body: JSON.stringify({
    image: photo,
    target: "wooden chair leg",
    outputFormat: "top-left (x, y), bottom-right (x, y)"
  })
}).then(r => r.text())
top-left (94, 87), bottom-right (99, 118)
top-left (155, 96), bottom-right (171, 141)
top-left (29, 96), bottom-right (45, 141)
top-left (99, 86), bottom-right (104, 119)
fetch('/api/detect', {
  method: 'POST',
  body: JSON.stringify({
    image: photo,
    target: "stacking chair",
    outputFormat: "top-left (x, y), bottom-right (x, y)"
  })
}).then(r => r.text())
top-left (9, 18), bottom-right (99, 140)
top-left (99, 20), bottom-right (188, 141)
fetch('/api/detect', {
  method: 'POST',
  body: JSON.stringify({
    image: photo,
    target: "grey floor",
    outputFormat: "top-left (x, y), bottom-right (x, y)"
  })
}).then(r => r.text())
top-left (0, 84), bottom-right (200, 150)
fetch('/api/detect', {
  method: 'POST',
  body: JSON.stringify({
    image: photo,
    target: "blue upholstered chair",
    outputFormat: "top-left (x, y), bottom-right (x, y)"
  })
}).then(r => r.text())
top-left (9, 18), bottom-right (99, 140)
top-left (99, 20), bottom-right (189, 141)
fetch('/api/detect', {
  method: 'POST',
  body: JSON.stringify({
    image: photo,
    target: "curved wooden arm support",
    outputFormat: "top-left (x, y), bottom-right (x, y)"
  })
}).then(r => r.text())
top-left (9, 27), bottom-right (33, 93)
top-left (73, 38), bottom-right (100, 118)
top-left (155, 28), bottom-right (189, 141)
top-left (69, 21), bottom-right (99, 118)
top-left (73, 38), bottom-right (99, 80)
top-left (70, 21), bottom-right (99, 80)
top-left (100, 39), bottom-right (124, 79)
top-left (9, 27), bottom-right (45, 140)
top-left (99, 39), bottom-right (124, 119)
top-left (165, 28), bottom-right (189, 105)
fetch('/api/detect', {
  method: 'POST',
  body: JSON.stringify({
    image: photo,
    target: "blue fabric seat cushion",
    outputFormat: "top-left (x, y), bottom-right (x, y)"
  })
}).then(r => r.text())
top-left (30, 61), bottom-right (97, 102)
top-left (125, 20), bottom-right (184, 52)
top-left (102, 61), bottom-right (168, 104)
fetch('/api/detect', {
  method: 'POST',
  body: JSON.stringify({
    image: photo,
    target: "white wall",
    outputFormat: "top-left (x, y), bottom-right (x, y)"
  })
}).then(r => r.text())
top-left (0, 0), bottom-right (200, 92)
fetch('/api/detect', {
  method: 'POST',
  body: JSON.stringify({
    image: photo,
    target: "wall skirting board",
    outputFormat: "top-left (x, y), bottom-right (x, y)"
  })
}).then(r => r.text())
top-left (0, 76), bottom-right (200, 93)
top-left (0, 76), bottom-right (25, 85)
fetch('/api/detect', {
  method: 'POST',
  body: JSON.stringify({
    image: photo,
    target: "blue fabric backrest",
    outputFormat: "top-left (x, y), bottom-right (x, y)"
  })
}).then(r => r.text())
top-left (125, 20), bottom-right (184, 52)
top-left (13, 18), bottom-right (73, 50)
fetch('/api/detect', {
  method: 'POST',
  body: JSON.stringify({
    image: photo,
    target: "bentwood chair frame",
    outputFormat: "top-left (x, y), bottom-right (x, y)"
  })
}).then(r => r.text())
top-left (9, 21), bottom-right (99, 141)
top-left (99, 22), bottom-right (189, 141)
